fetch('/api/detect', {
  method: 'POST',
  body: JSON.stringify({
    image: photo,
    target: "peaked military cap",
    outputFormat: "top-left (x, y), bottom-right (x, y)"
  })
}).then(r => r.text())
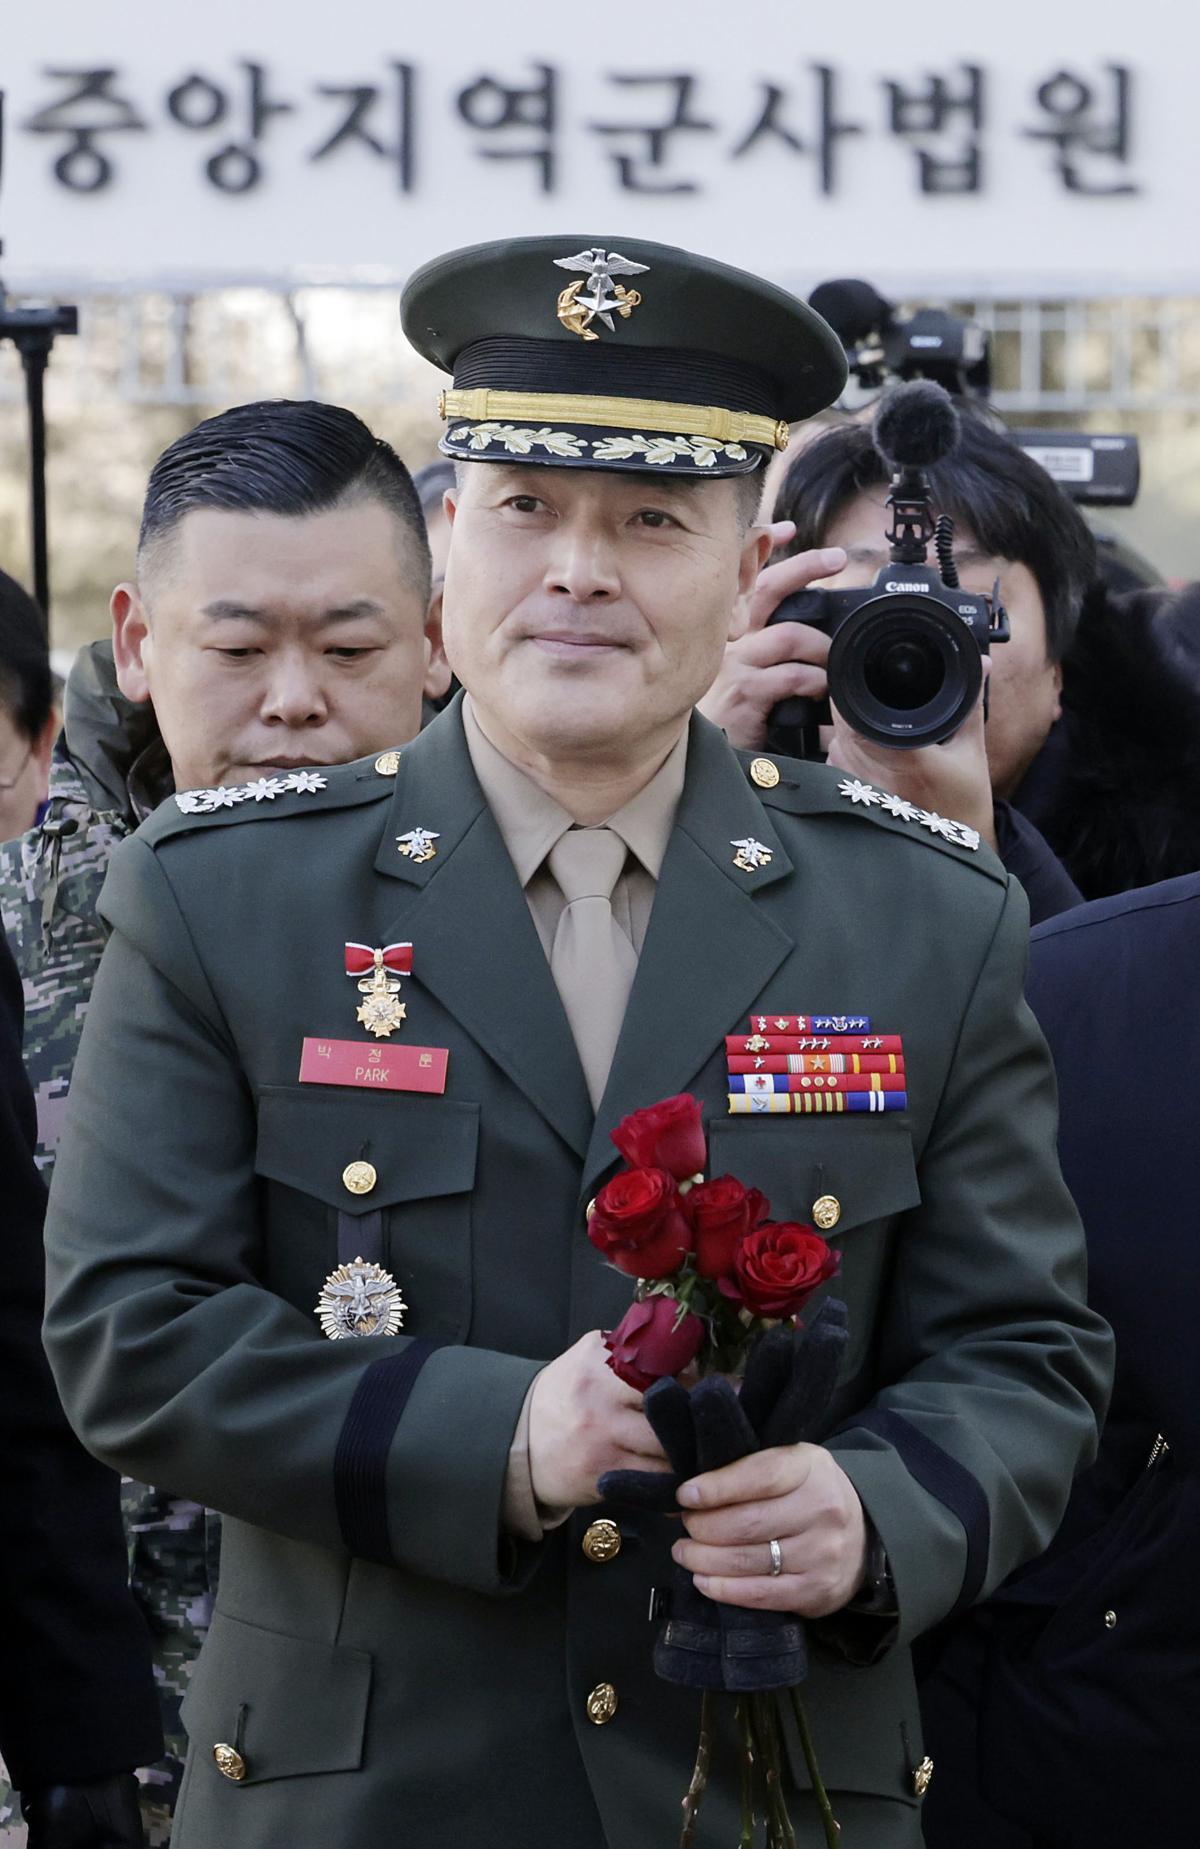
top-left (400, 235), bottom-right (846, 477)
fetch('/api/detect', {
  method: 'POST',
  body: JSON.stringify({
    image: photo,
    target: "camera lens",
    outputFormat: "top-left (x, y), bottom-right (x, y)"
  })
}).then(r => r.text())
top-left (827, 594), bottom-right (982, 748)
top-left (861, 632), bottom-right (945, 711)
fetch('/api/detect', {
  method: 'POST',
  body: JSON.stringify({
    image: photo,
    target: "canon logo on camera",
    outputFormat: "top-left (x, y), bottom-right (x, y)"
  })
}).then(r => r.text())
top-left (884, 581), bottom-right (929, 593)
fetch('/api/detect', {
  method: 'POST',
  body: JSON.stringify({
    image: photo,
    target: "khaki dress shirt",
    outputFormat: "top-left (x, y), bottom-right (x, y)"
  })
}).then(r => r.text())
top-left (461, 696), bottom-right (688, 1538)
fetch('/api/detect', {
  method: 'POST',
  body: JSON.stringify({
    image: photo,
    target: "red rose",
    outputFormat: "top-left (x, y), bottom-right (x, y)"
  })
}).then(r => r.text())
top-left (683, 1176), bottom-right (771, 1279)
top-left (730, 1222), bottom-right (840, 1319)
top-left (603, 1295), bottom-right (705, 1392)
top-left (611, 1094), bottom-right (707, 1182)
top-left (588, 1168), bottom-right (693, 1279)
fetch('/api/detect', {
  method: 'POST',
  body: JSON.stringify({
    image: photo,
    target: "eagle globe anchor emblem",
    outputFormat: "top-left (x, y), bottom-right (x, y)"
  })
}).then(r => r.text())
top-left (554, 247), bottom-right (649, 341)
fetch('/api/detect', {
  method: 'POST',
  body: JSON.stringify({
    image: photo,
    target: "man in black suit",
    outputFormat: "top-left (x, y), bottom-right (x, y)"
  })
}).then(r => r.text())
top-left (0, 926), bottom-right (161, 1846)
top-left (920, 871), bottom-right (1199, 1848)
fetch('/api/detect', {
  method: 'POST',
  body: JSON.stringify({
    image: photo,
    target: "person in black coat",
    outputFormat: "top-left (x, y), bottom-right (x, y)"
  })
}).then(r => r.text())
top-left (0, 926), bottom-right (161, 1846)
top-left (919, 872), bottom-right (1200, 1849)
top-left (1013, 580), bottom-right (1200, 901)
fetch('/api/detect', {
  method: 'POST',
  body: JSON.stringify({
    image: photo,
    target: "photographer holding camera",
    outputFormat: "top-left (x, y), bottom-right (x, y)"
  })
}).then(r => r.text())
top-left (701, 389), bottom-right (1093, 925)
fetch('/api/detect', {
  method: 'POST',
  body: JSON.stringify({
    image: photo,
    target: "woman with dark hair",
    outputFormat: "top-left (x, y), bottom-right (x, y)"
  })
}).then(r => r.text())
top-left (0, 570), bottom-right (56, 844)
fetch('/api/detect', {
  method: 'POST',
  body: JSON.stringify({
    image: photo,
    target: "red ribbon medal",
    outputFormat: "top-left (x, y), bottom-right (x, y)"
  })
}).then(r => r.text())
top-left (346, 941), bottom-right (412, 1038)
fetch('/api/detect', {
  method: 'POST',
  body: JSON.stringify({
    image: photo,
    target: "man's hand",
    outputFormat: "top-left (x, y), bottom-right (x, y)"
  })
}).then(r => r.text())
top-left (827, 663), bottom-right (998, 849)
top-left (528, 1331), bottom-right (670, 1511)
top-left (700, 524), bottom-right (999, 849)
top-left (670, 1443), bottom-right (867, 1617)
top-left (697, 526), bottom-right (846, 751)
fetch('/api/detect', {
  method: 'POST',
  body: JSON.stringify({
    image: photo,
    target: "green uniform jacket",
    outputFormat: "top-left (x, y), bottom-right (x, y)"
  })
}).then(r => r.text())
top-left (43, 705), bottom-right (1112, 1849)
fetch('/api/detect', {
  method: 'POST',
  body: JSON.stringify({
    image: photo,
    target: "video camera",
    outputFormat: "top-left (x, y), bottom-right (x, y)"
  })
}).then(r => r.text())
top-left (765, 381), bottom-right (1009, 757)
top-left (809, 278), bottom-right (1138, 509)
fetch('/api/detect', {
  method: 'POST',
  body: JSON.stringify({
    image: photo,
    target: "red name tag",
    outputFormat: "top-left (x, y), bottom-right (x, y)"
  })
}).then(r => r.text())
top-left (298, 1037), bottom-right (449, 1094)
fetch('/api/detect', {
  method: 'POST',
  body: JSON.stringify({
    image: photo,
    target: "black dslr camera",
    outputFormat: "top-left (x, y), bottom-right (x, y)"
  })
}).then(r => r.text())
top-left (765, 382), bottom-right (1009, 757)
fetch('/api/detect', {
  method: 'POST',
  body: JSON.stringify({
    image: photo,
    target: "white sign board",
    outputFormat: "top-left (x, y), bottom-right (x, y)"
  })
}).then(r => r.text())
top-left (1, 0), bottom-right (1195, 298)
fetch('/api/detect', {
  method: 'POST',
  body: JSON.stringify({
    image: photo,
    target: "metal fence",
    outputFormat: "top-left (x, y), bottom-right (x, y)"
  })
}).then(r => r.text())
top-left (2, 286), bottom-right (1199, 414)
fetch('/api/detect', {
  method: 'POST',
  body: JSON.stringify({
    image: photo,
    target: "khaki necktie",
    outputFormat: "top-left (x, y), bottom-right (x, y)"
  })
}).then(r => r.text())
top-left (548, 827), bottom-right (639, 1109)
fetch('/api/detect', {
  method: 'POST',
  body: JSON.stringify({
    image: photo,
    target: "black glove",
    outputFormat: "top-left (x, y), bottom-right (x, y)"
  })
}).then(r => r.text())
top-left (20, 1775), bottom-right (146, 1849)
top-left (599, 1298), bottom-right (848, 1693)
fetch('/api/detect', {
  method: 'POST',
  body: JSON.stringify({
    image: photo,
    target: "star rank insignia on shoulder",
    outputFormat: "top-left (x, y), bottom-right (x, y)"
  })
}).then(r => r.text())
top-left (140, 753), bottom-right (395, 852)
top-left (835, 778), bottom-right (981, 851)
top-left (174, 768), bottom-right (329, 815)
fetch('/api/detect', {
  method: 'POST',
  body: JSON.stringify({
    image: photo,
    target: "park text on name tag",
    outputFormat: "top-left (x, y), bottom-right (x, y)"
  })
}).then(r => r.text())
top-left (299, 1038), bottom-right (448, 1093)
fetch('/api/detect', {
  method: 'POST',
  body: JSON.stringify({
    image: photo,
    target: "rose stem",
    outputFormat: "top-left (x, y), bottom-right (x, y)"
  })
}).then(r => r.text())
top-left (769, 1693), bottom-right (795, 1841)
top-left (754, 1693), bottom-right (796, 1849)
top-left (788, 1688), bottom-right (841, 1847)
top-left (679, 1690), bottom-right (714, 1849)
top-left (735, 1697), bottom-right (756, 1848)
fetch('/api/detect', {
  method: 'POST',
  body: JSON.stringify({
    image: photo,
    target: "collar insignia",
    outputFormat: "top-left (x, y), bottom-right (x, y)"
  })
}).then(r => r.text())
top-left (731, 836), bottom-right (774, 873)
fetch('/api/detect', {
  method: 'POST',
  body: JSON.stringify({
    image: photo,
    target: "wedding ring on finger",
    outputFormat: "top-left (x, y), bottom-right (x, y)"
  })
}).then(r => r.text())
top-left (768, 1537), bottom-right (784, 1578)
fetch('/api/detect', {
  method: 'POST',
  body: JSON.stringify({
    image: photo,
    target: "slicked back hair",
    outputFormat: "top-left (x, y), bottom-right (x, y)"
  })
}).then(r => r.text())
top-left (0, 569), bottom-right (52, 741)
top-left (138, 400), bottom-right (432, 602)
top-left (773, 408), bottom-right (1097, 662)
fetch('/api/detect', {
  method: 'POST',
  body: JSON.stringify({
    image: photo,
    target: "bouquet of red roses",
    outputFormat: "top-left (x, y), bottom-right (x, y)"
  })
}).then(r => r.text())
top-left (589, 1093), bottom-right (840, 1387)
top-left (587, 1093), bottom-right (846, 1849)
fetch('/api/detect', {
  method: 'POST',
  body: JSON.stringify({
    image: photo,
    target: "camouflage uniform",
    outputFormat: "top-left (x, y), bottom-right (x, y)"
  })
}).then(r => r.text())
top-left (0, 643), bottom-right (215, 1846)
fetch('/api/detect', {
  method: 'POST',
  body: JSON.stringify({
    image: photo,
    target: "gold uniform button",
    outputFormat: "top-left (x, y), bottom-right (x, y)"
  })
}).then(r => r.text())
top-left (342, 1160), bottom-right (378, 1196)
top-left (582, 1519), bottom-right (622, 1564)
top-left (213, 1743), bottom-right (246, 1782)
top-left (1104, 1609), bottom-right (1117, 1629)
top-left (812, 1193), bottom-right (842, 1232)
top-left (913, 1756), bottom-right (934, 1798)
top-left (750, 756), bottom-right (781, 790)
top-left (586, 1682), bottom-right (619, 1726)
top-left (374, 750), bottom-right (402, 776)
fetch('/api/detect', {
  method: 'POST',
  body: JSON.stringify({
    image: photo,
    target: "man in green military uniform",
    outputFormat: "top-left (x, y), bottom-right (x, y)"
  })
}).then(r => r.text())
top-left (45, 238), bottom-right (1111, 1848)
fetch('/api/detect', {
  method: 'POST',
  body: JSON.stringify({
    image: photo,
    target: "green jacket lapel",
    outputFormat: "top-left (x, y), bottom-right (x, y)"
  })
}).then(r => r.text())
top-left (375, 704), bottom-right (593, 1159)
top-left (581, 716), bottom-right (794, 1197)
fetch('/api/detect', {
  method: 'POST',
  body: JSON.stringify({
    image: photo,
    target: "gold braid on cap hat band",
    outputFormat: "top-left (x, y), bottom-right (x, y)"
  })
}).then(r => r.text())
top-left (439, 389), bottom-right (790, 451)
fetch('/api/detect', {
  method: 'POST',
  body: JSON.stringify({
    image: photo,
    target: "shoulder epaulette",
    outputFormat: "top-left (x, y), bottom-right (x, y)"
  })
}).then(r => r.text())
top-left (137, 751), bottom-right (402, 850)
top-left (734, 750), bottom-right (1005, 882)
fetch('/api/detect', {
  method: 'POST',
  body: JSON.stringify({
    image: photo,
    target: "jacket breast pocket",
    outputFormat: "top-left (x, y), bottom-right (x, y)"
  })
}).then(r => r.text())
top-left (706, 1116), bottom-right (920, 1379)
top-left (254, 1088), bottom-right (479, 1342)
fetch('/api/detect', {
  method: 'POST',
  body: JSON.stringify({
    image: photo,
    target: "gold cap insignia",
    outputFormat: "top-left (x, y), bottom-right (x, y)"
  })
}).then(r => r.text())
top-left (553, 247), bottom-right (648, 341)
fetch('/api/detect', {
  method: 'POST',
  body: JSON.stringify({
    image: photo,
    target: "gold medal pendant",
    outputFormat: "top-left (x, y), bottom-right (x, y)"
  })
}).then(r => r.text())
top-left (316, 1257), bottom-right (406, 1340)
top-left (345, 941), bottom-right (413, 1039)
top-left (355, 974), bottom-right (407, 1038)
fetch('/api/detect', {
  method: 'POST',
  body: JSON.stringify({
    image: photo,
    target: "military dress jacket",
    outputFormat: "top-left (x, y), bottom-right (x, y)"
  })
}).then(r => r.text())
top-left (43, 705), bottom-right (1112, 1849)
